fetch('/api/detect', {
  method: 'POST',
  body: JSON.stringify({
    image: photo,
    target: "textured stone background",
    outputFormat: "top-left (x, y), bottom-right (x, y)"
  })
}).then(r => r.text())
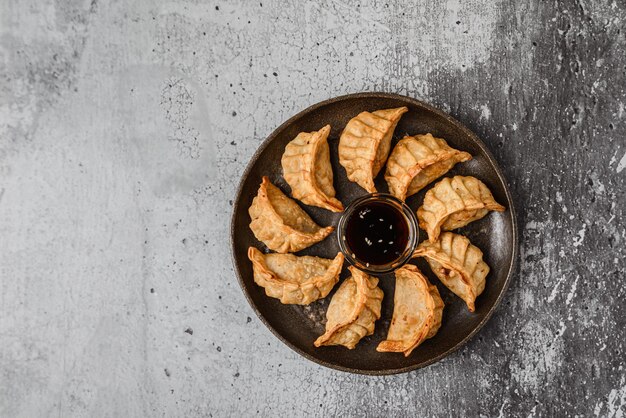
top-left (1, 0), bottom-right (625, 416)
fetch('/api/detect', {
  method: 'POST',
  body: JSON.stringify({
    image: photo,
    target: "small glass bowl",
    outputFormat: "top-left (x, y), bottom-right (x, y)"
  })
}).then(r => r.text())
top-left (337, 193), bottom-right (419, 275)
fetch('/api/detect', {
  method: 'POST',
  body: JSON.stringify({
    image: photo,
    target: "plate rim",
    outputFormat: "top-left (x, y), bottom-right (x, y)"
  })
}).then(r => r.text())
top-left (230, 91), bottom-right (519, 375)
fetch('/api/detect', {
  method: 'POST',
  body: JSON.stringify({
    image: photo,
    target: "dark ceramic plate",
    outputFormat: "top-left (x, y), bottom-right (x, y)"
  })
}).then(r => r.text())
top-left (231, 92), bottom-right (517, 375)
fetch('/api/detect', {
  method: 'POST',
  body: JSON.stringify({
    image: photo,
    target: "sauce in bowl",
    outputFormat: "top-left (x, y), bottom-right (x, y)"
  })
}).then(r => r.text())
top-left (338, 194), bottom-right (418, 274)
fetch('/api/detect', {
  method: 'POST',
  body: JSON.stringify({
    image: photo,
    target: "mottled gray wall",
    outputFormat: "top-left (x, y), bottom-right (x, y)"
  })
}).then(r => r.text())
top-left (1, 0), bottom-right (625, 417)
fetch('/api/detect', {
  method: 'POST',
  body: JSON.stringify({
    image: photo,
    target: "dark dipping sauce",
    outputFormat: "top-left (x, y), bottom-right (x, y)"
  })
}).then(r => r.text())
top-left (345, 201), bottom-right (410, 266)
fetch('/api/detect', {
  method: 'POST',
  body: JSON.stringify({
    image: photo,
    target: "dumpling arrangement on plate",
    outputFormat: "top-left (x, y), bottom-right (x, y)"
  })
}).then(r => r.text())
top-left (246, 106), bottom-right (506, 355)
top-left (314, 266), bottom-right (384, 349)
top-left (249, 176), bottom-right (334, 253)
top-left (417, 175), bottom-right (505, 242)
top-left (385, 134), bottom-right (472, 201)
top-left (338, 107), bottom-right (408, 193)
top-left (377, 264), bottom-right (444, 356)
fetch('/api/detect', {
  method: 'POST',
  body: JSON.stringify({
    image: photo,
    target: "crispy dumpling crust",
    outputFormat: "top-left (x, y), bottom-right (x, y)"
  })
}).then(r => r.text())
top-left (314, 266), bottom-right (384, 349)
top-left (281, 125), bottom-right (343, 212)
top-left (377, 264), bottom-right (443, 356)
top-left (338, 107), bottom-right (408, 193)
top-left (248, 177), bottom-right (334, 253)
top-left (412, 232), bottom-right (489, 312)
top-left (385, 134), bottom-right (472, 201)
top-left (417, 175), bottom-right (505, 242)
top-left (248, 247), bottom-right (344, 305)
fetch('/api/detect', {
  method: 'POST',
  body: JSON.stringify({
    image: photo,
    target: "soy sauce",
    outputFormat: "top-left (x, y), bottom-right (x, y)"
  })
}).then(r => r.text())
top-left (344, 201), bottom-right (409, 266)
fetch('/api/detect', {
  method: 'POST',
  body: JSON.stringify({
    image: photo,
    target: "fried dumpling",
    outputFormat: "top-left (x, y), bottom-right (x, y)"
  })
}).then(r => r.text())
top-left (281, 125), bottom-right (343, 212)
top-left (412, 232), bottom-right (489, 312)
top-left (417, 176), bottom-right (505, 242)
top-left (338, 107), bottom-right (408, 192)
top-left (385, 134), bottom-right (472, 201)
top-left (248, 247), bottom-right (344, 305)
top-left (249, 177), bottom-right (334, 253)
top-left (377, 264), bottom-right (444, 356)
top-left (314, 266), bottom-right (384, 349)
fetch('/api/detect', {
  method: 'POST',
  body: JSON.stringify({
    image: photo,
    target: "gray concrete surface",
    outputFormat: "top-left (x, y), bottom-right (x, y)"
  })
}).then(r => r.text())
top-left (1, 0), bottom-right (625, 416)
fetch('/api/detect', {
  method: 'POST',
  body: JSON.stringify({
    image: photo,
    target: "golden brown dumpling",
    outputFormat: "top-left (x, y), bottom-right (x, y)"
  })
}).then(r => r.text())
top-left (248, 247), bottom-right (344, 305)
top-left (377, 264), bottom-right (444, 356)
top-left (417, 176), bottom-right (505, 242)
top-left (338, 107), bottom-right (408, 192)
top-left (281, 125), bottom-right (343, 212)
top-left (385, 134), bottom-right (472, 201)
top-left (249, 177), bottom-right (334, 253)
top-left (314, 266), bottom-right (384, 349)
top-left (412, 232), bottom-right (489, 312)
